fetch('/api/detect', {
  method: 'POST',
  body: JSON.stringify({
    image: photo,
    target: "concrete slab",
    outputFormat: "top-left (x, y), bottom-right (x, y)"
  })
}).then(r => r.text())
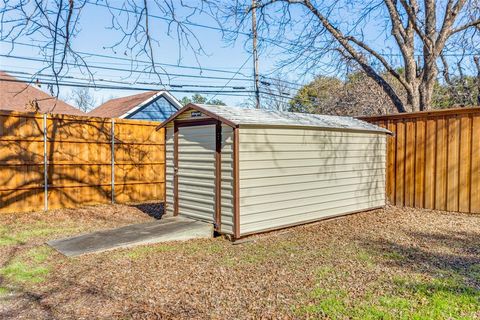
top-left (47, 216), bottom-right (213, 257)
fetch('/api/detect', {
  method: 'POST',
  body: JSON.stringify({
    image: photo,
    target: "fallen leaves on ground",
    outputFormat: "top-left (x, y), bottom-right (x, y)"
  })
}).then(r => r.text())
top-left (0, 205), bottom-right (479, 319)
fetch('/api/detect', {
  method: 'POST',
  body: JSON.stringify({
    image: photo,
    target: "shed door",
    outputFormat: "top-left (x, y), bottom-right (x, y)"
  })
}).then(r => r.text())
top-left (176, 124), bottom-right (216, 222)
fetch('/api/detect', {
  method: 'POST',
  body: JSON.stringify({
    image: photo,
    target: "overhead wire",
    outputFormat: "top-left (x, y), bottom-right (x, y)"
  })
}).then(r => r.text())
top-left (0, 40), bottom-right (252, 76)
top-left (3, 69), bottom-right (251, 90)
top-left (0, 76), bottom-right (255, 96)
top-left (1, 39), bottom-right (306, 89)
top-left (0, 54), bottom-right (253, 82)
top-left (207, 56), bottom-right (252, 103)
top-left (1, 70), bottom-right (301, 101)
top-left (1, 56), bottom-right (305, 93)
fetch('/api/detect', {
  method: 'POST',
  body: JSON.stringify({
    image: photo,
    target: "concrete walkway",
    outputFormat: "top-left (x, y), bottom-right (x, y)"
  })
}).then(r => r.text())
top-left (47, 216), bottom-right (213, 257)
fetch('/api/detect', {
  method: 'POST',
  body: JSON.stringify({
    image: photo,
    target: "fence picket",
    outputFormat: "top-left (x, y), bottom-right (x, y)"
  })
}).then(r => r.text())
top-left (0, 111), bottom-right (165, 214)
top-left (362, 107), bottom-right (480, 214)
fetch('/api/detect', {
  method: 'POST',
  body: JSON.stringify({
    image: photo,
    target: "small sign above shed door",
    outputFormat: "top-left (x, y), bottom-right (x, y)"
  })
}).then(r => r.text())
top-left (176, 124), bottom-right (216, 223)
top-left (191, 111), bottom-right (202, 117)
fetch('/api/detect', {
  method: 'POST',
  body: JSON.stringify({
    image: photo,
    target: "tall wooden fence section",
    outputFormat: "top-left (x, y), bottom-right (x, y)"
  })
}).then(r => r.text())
top-left (0, 111), bottom-right (165, 214)
top-left (361, 108), bottom-right (480, 214)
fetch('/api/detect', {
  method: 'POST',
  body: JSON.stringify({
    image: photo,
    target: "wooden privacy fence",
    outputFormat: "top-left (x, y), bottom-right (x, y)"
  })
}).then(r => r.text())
top-left (361, 107), bottom-right (480, 214)
top-left (0, 111), bottom-right (165, 214)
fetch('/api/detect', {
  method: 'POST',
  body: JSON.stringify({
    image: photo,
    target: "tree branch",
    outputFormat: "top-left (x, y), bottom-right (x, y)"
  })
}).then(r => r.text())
top-left (450, 19), bottom-right (480, 35)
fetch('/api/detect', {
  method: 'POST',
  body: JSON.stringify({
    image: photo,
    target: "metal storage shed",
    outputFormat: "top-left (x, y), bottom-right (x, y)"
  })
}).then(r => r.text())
top-left (158, 104), bottom-right (391, 239)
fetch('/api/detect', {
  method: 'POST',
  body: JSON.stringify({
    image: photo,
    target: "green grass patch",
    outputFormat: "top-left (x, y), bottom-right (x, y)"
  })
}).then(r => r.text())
top-left (297, 271), bottom-right (479, 319)
top-left (383, 251), bottom-right (405, 261)
top-left (0, 261), bottom-right (49, 284)
top-left (316, 265), bottom-right (334, 278)
top-left (357, 250), bottom-right (374, 264)
top-left (0, 246), bottom-right (53, 285)
top-left (305, 288), bottom-right (349, 317)
top-left (0, 223), bottom-right (82, 247)
top-left (392, 276), bottom-right (480, 319)
top-left (27, 246), bottom-right (53, 263)
top-left (0, 286), bottom-right (10, 296)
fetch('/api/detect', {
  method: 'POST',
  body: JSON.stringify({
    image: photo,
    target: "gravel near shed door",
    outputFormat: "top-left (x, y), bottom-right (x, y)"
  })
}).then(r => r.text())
top-left (0, 205), bottom-right (479, 319)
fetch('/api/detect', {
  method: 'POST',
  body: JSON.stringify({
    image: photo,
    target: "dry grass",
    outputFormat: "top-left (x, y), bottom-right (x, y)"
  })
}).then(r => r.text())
top-left (0, 205), bottom-right (479, 319)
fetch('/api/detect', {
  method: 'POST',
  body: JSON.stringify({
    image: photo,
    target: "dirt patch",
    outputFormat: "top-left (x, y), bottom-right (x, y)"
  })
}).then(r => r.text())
top-left (0, 205), bottom-right (479, 319)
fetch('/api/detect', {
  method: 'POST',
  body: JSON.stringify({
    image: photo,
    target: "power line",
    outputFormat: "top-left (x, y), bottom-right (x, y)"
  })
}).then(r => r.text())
top-left (4, 76), bottom-right (252, 94)
top-left (0, 40), bottom-right (251, 77)
top-left (0, 76), bottom-right (255, 96)
top-left (1, 39), bottom-right (306, 89)
top-left (207, 56), bottom-right (252, 103)
top-left (0, 54), bottom-right (253, 82)
top-left (0, 75), bottom-right (294, 101)
top-left (4, 69), bottom-right (251, 90)
top-left (2, 55), bottom-right (304, 94)
top-left (259, 76), bottom-right (304, 89)
top-left (11, 71), bottom-right (302, 99)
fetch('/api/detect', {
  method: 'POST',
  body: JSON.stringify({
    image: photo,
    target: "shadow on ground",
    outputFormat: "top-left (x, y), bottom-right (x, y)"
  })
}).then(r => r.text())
top-left (131, 202), bottom-right (165, 220)
top-left (359, 228), bottom-right (480, 287)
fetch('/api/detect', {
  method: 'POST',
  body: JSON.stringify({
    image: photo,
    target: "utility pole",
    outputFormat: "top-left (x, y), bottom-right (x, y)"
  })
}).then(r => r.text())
top-left (252, 0), bottom-right (260, 109)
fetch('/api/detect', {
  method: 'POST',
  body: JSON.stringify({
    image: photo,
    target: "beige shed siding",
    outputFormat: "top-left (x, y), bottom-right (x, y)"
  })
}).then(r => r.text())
top-left (220, 124), bottom-right (234, 234)
top-left (177, 125), bottom-right (216, 222)
top-left (238, 127), bottom-right (386, 235)
top-left (165, 126), bottom-right (175, 216)
top-left (165, 112), bottom-right (211, 218)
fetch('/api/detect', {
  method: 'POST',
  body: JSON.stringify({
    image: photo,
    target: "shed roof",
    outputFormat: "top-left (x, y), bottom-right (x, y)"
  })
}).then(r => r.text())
top-left (160, 104), bottom-right (391, 134)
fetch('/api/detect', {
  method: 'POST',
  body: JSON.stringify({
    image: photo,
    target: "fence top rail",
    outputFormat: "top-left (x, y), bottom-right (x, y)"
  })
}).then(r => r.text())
top-left (359, 106), bottom-right (480, 122)
top-left (0, 110), bottom-right (44, 118)
top-left (0, 110), bottom-right (163, 126)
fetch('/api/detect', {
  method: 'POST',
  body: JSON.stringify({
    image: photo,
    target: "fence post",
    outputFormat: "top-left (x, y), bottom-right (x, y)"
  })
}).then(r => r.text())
top-left (111, 118), bottom-right (115, 203)
top-left (43, 113), bottom-right (48, 211)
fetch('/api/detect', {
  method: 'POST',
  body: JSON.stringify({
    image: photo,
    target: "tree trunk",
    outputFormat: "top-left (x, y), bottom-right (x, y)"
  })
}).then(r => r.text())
top-left (405, 85), bottom-right (420, 112)
top-left (474, 56), bottom-right (480, 106)
top-left (419, 57), bottom-right (438, 111)
top-left (419, 76), bottom-right (437, 111)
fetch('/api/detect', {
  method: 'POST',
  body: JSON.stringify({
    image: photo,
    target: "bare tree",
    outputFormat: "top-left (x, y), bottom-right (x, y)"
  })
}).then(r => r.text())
top-left (68, 87), bottom-right (96, 112)
top-left (0, 1), bottom-right (207, 99)
top-left (2, 1), bottom-right (478, 113)
top-left (218, 0), bottom-right (480, 112)
top-left (259, 74), bottom-right (295, 110)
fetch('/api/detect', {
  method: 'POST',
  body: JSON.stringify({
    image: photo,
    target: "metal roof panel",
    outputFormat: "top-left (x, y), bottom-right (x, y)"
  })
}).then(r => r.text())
top-left (194, 104), bottom-right (391, 134)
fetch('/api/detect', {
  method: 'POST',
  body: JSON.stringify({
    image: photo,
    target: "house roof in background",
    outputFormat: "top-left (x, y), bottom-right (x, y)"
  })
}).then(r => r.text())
top-left (88, 90), bottom-right (181, 118)
top-left (161, 103), bottom-right (391, 134)
top-left (0, 71), bottom-right (85, 115)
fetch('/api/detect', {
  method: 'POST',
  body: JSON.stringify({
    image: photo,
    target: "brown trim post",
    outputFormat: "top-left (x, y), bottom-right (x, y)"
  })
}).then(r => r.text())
top-left (215, 121), bottom-right (222, 232)
top-left (43, 113), bottom-right (48, 211)
top-left (111, 118), bottom-right (115, 204)
top-left (173, 124), bottom-right (179, 216)
top-left (163, 126), bottom-right (167, 211)
top-left (233, 127), bottom-right (240, 239)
